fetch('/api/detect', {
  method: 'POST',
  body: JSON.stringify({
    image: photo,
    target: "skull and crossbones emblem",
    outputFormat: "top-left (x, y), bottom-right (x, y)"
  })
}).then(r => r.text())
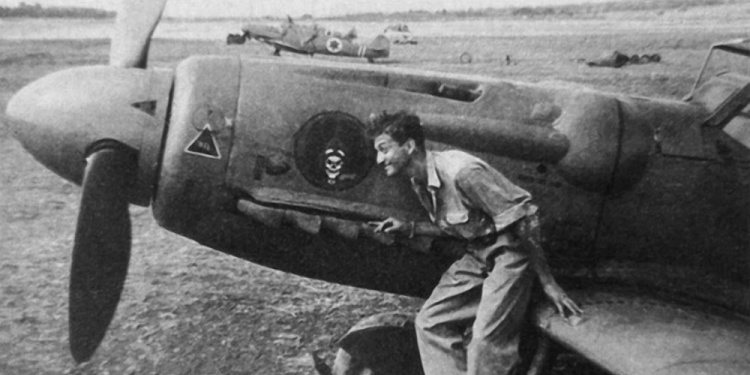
top-left (324, 148), bottom-right (346, 185)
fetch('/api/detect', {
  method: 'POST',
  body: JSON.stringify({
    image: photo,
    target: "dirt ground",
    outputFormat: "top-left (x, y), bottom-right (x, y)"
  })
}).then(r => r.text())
top-left (1, 6), bottom-right (749, 375)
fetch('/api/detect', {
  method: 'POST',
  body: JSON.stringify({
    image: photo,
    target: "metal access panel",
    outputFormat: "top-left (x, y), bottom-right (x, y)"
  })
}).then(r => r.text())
top-left (154, 56), bottom-right (240, 232)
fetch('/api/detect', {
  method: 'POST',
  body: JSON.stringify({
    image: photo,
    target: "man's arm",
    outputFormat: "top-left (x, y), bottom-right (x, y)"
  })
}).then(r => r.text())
top-left (518, 214), bottom-right (583, 317)
top-left (455, 166), bottom-right (532, 233)
top-left (457, 166), bottom-right (583, 317)
top-left (372, 217), bottom-right (443, 237)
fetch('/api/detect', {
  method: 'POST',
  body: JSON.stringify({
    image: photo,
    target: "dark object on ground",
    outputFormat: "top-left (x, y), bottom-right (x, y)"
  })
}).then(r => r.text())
top-left (586, 50), bottom-right (629, 68)
top-left (460, 51), bottom-right (473, 64)
top-left (314, 313), bottom-right (424, 375)
top-left (226, 33), bottom-right (245, 45)
top-left (586, 51), bottom-right (662, 68)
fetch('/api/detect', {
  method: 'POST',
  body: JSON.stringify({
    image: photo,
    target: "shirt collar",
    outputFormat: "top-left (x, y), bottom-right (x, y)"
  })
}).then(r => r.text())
top-left (410, 151), bottom-right (441, 191)
top-left (425, 151), bottom-right (440, 189)
top-left (425, 151), bottom-right (441, 190)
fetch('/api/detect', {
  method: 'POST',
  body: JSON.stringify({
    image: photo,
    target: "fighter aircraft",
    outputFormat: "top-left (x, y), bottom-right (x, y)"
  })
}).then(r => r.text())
top-left (227, 16), bottom-right (390, 63)
top-left (3, 0), bottom-right (750, 374)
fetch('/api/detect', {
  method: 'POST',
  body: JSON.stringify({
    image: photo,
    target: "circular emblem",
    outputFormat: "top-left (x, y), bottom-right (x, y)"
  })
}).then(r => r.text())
top-left (294, 111), bottom-right (374, 191)
top-left (326, 37), bottom-right (343, 54)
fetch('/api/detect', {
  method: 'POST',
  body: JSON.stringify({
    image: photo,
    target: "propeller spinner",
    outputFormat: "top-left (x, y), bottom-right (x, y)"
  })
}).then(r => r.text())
top-left (5, 0), bottom-right (170, 362)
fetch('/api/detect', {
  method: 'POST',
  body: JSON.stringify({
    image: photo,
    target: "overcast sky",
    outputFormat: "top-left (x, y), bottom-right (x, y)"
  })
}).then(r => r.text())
top-left (0, 0), bottom-right (619, 17)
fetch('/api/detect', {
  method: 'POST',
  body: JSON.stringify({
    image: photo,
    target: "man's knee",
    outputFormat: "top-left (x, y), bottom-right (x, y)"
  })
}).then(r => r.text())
top-left (415, 305), bottom-right (452, 337)
top-left (415, 308), bottom-right (432, 334)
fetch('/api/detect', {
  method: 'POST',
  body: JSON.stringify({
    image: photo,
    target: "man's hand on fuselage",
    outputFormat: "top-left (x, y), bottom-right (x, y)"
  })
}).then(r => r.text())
top-left (542, 279), bottom-right (584, 318)
top-left (370, 217), bottom-right (410, 234)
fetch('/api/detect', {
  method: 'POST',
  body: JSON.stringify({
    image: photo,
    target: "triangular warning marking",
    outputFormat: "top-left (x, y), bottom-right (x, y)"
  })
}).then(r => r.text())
top-left (184, 124), bottom-right (221, 159)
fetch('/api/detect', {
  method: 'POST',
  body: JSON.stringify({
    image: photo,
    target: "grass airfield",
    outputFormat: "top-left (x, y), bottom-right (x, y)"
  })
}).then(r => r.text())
top-left (1, 4), bottom-right (749, 375)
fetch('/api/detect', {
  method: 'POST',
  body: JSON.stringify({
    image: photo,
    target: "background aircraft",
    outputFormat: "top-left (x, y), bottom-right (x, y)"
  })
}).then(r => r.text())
top-left (384, 23), bottom-right (417, 45)
top-left (228, 16), bottom-right (390, 63)
top-left (2, 0), bottom-right (750, 374)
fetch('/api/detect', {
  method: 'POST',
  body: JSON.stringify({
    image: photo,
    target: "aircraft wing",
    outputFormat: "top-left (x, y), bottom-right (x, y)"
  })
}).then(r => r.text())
top-left (265, 39), bottom-right (308, 54)
top-left (536, 287), bottom-right (750, 375)
top-left (241, 23), bottom-right (283, 40)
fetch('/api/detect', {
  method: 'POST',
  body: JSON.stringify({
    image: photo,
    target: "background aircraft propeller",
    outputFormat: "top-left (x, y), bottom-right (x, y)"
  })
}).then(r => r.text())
top-left (68, 0), bottom-right (167, 362)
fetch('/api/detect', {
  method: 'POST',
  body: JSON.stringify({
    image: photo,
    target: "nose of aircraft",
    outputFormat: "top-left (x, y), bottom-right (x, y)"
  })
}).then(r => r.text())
top-left (3, 0), bottom-right (173, 363)
top-left (6, 65), bottom-right (173, 205)
top-left (5, 62), bottom-right (173, 363)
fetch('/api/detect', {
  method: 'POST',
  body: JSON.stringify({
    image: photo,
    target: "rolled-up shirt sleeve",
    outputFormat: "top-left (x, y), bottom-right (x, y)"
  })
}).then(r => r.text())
top-left (456, 165), bottom-right (535, 233)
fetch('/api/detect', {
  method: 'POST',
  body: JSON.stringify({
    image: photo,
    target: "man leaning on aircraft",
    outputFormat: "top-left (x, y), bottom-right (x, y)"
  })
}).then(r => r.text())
top-left (369, 111), bottom-right (582, 375)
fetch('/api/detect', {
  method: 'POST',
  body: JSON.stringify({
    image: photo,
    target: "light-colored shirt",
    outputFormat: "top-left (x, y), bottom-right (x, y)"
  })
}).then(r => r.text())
top-left (411, 150), bottom-right (536, 241)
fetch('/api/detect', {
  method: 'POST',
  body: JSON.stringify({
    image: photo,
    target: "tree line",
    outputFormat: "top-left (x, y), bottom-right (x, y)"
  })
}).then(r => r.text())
top-left (322, 0), bottom-right (743, 22)
top-left (0, 2), bottom-right (114, 18)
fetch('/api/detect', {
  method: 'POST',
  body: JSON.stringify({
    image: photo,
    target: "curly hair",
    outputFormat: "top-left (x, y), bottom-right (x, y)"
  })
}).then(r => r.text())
top-left (367, 110), bottom-right (425, 150)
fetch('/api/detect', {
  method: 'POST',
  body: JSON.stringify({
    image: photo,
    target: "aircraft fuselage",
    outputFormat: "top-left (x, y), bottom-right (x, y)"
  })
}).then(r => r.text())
top-left (149, 56), bottom-right (749, 315)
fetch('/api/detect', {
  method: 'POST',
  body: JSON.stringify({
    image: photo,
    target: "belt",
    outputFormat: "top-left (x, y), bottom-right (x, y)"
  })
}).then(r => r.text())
top-left (468, 225), bottom-right (517, 248)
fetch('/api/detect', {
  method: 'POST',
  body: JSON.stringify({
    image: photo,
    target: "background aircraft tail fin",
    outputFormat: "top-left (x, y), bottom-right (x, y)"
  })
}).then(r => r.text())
top-left (345, 27), bottom-right (358, 40)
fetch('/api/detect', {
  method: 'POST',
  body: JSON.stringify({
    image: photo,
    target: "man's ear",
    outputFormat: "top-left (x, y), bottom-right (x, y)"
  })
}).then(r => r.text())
top-left (405, 139), bottom-right (417, 155)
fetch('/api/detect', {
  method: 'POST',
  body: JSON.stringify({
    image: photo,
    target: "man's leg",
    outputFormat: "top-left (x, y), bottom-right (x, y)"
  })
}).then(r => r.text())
top-left (415, 253), bottom-right (486, 375)
top-left (467, 243), bottom-right (533, 375)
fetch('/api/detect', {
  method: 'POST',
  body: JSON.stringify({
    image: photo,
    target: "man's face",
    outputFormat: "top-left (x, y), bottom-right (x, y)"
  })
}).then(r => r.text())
top-left (374, 133), bottom-right (411, 177)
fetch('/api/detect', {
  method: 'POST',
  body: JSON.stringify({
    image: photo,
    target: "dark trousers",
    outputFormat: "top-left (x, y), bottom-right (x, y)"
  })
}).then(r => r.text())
top-left (415, 232), bottom-right (533, 375)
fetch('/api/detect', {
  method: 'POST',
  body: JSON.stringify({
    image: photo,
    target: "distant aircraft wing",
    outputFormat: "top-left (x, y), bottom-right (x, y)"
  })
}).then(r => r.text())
top-left (241, 24), bottom-right (283, 40)
top-left (242, 29), bottom-right (308, 55)
top-left (265, 40), bottom-right (308, 54)
top-left (535, 287), bottom-right (750, 375)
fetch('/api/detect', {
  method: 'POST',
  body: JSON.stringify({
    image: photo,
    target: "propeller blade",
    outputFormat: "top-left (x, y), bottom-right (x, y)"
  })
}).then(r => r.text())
top-left (109, 0), bottom-right (168, 68)
top-left (69, 144), bottom-right (138, 363)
